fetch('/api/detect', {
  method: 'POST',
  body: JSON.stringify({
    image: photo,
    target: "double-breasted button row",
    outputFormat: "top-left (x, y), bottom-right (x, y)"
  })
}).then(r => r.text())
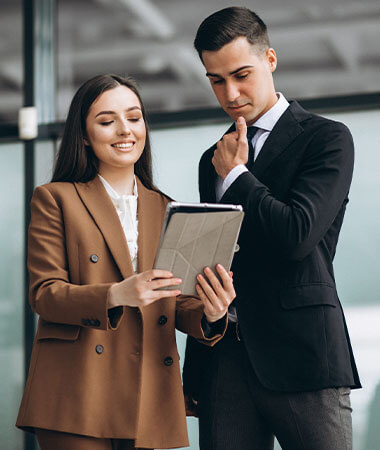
top-left (158, 315), bottom-right (168, 325)
top-left (81, 318), bottom-right (100, 327)
top-left (90, 254), bottom-right (99, 263)
top-left (164, 356), bottom-right (173, 366)
top-left (95, 344), bottom-right (104, 354)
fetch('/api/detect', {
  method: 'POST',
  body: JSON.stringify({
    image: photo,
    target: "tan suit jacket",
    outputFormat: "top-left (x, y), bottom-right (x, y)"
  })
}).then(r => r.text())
top-left (16, 176), bottom-right (225, 449)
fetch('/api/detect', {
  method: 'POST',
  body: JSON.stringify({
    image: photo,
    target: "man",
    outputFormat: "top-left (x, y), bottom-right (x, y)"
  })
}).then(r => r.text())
top-left (183, 6), bottom-right (361, 450)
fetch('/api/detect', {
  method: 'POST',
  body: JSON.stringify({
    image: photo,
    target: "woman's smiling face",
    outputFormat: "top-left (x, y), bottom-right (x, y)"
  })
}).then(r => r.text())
top-left (85, 84), bottom-right (146, 175)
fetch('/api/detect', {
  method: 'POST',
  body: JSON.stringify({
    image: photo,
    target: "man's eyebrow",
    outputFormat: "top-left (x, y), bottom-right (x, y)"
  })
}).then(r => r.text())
top-left (95, 106), bottom-right (141, 118)
top-left (206, 65), bottom-right (254, 78)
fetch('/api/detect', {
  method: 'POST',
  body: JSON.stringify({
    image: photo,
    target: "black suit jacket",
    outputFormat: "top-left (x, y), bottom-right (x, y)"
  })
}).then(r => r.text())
top-left (183, 101), bottom-right (361, 394)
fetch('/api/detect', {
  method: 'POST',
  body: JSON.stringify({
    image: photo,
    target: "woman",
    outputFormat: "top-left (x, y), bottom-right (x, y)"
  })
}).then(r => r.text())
top-left (16, 74), bottom-right (235, 450)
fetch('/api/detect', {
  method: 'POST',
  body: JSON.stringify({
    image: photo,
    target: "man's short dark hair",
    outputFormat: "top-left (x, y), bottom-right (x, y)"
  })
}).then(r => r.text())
top-left (194, 7), bottom-right (270, 60)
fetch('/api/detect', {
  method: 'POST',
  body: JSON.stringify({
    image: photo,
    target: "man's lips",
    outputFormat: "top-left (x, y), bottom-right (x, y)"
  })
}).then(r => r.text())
top-left (228, 104), bottom-right (248, 110)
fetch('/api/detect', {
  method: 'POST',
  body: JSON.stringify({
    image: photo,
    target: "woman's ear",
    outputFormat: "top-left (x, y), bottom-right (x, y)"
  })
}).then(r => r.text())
top-left (84, 137), bottom-right (90, 146)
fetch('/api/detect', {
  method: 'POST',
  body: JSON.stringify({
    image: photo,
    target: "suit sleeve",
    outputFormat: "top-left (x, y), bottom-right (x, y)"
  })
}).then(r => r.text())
top-left (221, 121), bottom-right (354, 261)
top-left (28, 185), bottom-right (122, 330)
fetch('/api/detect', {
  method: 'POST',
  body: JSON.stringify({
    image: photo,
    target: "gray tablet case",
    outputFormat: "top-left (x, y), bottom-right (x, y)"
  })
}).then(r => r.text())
top-left (154, 203), bottom-right (244, 296)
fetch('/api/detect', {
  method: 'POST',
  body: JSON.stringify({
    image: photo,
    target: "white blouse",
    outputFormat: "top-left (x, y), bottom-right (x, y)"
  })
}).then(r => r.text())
top-left (98, 175), bottom-right (138, 272)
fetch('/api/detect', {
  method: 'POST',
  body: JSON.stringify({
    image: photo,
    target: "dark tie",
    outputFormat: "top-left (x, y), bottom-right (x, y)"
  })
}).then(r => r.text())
top-left (246, 126), bottom-right (259, 171)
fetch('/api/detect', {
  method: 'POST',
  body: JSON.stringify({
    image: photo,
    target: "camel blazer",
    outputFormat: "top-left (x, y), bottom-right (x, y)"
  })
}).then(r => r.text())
top-left (16, 176), bottom-right (225, 449)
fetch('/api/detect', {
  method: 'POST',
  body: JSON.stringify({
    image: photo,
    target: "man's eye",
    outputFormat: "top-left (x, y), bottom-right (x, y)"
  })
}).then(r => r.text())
top-left (212, 79), bottom-right (223, 85)
top-left (237, 73), bottom-right (248, 80)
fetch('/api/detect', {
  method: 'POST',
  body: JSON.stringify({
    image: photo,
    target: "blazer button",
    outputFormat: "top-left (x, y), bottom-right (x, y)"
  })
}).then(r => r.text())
top-left (164, 356), bottom-right (173, 366)
top-left (95, 344), bottom-right (104, 354)
top-left (234, 244), bottom-right (240, 253)
top-left (158, 315), bottom-right (168, 325)
top-left (90, 254), bottom-right (99, 263)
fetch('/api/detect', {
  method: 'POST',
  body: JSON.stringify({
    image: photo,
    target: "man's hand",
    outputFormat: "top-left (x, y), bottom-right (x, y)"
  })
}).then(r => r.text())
top-left (212, 116), bottom-right (248, 179)
top-left (196, 264), bottom-right (236, 323)
top-left (184, 394), bottom-right (199, 417)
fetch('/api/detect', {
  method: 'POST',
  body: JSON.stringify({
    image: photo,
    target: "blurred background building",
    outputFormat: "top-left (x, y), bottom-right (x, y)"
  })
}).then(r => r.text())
top-left (0, 1), bottom-right (379, 449)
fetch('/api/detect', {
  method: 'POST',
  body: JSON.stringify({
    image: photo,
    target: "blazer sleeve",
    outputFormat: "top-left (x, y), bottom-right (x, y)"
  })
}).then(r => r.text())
top-left (221, 121), bottom-right (354, 261)
top-left (28, 185), bottom-right (122, 330)
top-left (175, 295), bottom-right (227, 346)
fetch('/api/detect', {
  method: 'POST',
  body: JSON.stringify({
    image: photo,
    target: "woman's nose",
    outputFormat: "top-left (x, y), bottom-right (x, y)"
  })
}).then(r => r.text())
top-left (117, 119), bottom-right (131, 135)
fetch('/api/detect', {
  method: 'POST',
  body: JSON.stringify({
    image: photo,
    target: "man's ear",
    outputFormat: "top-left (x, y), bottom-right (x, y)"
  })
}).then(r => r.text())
top-left (266, 48), bottom-right (277, 72)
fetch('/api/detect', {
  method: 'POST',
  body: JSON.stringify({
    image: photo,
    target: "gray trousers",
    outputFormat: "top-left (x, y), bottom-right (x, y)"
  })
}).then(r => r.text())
top-left (198, 328), bottom-right (353, 450)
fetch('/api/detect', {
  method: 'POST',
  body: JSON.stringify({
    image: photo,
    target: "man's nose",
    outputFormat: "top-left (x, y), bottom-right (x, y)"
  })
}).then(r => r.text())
top-left (225, 81), bottom-right (239, 102)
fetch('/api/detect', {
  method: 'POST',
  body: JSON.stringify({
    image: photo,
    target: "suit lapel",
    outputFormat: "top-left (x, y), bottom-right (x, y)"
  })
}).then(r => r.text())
top-left (202, 151), bottom-right (217, 202)
top-left (136, 178), bottom-right (165, 273)
top-left (252, 101), bottom-right (310, 178)
top-left (74, 176), bottom-right (134, 279)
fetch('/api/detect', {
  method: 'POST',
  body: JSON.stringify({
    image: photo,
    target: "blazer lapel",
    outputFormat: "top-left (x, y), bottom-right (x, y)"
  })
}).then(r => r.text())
top-left (252, 101), bottom-right (310, 178)
top-left (136, 178), bottom-right (164, 273)
top-left (74, 176), bottom-right (134, 279)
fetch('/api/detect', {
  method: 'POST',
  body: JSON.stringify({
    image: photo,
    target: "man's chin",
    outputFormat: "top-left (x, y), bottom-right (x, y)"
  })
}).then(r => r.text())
top-left (225, 107), bottom-right (255, 124)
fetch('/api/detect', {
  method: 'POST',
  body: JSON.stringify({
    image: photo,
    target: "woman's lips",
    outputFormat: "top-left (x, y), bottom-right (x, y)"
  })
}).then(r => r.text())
top-left (111, 142), bottom-right (134, 149)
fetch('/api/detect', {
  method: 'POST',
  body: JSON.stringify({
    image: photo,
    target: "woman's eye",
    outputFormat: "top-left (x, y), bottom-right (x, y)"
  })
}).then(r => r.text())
top-left (128, 117), bottom-right (141, 122)
top-left (100, 121), bottom-right (113, 126)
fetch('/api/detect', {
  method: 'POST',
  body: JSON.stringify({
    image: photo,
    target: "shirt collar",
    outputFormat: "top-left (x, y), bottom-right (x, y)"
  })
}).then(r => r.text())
top-left (252, 92), bottom-right (289, 132)
top-left (98, 174), bottom-right (138, 200)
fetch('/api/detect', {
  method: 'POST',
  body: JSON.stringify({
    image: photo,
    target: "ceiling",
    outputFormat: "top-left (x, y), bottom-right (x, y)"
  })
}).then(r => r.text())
top-left (1, 0), bottom-right (380, 122)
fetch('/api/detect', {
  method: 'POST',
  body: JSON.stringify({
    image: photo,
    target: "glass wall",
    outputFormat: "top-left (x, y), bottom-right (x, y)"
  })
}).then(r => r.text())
top-left (0, 143), bottom-right (25, 450)
top-left (0, 0), bottom-right (23, 123)
top-left (150, 108), bottom-right (380, 450)
top-left (53, 0), bottom-right (380, 120)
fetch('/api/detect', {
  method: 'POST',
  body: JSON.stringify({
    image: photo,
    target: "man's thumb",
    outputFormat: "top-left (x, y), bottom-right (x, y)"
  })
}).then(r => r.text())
top-left (236, 116), bottom-right (247, 143)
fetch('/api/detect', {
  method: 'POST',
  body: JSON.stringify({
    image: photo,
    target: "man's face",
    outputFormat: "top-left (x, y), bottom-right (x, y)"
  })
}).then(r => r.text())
top-left (202, 37), bottom-right (278, 125)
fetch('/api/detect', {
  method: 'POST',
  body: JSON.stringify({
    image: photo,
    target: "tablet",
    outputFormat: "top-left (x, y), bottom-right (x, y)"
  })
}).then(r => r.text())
top-left (154, 201), bottom-right (244, 296)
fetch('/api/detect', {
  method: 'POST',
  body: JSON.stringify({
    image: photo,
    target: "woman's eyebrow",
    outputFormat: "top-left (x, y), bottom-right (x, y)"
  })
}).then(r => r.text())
top-left (95, 106), bottom-right (141, 118)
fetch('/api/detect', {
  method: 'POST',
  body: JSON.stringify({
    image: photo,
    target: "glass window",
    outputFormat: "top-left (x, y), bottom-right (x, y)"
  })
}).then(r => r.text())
top-left (150, 108), bottom-right (380, 450)
top-left (0, 143), bottom-right (24, 450)
top-left (329, 108), bottom-right (380, 450)
top-left (0, 0), bottom-right (23, 123)
top-left (57, 0), bottom-right (380, 120)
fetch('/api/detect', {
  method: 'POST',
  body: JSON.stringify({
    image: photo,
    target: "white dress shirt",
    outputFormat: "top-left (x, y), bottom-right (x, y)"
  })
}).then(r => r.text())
top-left (98, 175), bottom-right (139, 272)
top-left (215, 93), bottom-right (290, 201)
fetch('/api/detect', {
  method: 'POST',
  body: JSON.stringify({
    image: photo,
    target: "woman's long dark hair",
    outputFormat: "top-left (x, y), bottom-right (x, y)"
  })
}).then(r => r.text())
top-left (52, 74), bottom-right (158, 192)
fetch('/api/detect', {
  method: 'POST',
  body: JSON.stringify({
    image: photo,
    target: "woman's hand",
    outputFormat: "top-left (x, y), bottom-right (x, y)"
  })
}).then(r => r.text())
top-left (108, 269), bottom-right (182, 308)
top-left (196, 264), bottom-right (236, 323)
